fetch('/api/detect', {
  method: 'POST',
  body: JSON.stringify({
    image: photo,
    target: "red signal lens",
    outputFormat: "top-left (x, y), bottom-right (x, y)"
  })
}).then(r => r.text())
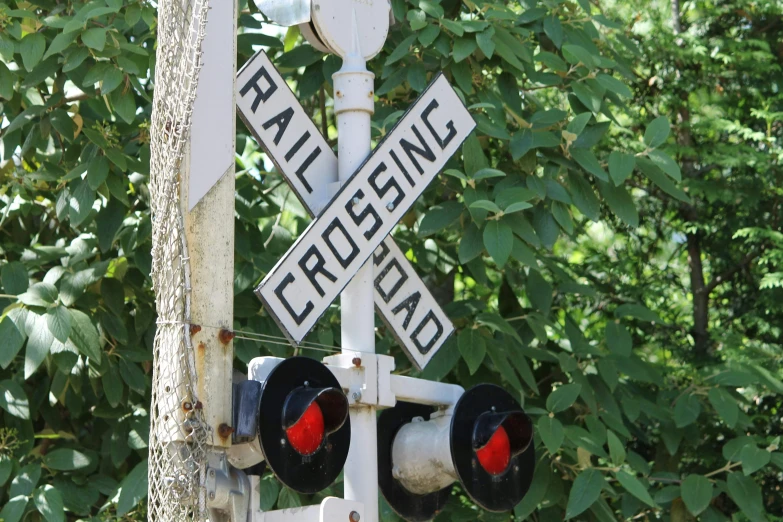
top-left (475, 425), bottom-right (511, 475)
top-left (286, 402), bottom-right (325, 456)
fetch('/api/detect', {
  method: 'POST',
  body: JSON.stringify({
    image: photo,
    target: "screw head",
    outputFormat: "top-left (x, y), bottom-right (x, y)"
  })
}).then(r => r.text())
top-left (352, 391), bottom-right (362, 401)
top-left (350, 511), bottom-right (361, 522)
top-left (304, 380), bottom-right (310, 386)
top-left (209, 492), bottom-right (215, 501)
top-left (352, 197), bottom-right (360, 206)
top-left (386, 202), bottom-right (395, 211)
top-left (209, 470), bottom-right (215, 477)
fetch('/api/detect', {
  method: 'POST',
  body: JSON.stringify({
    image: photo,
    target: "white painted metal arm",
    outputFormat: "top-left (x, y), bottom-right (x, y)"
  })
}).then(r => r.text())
top-left (249, 476), bottom-right (364, 522)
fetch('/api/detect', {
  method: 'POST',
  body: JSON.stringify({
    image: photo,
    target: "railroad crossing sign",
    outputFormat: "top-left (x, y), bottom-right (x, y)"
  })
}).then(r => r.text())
top-left (237, 52), bottom-right (474, 369)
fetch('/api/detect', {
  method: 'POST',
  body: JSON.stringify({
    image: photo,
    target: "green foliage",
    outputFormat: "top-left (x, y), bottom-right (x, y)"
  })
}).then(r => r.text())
top-left (1, 0), bottom-right (781, 521)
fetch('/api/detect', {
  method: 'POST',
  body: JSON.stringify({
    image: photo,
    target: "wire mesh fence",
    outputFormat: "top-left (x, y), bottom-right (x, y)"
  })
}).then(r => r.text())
top-left (148, 0), bottom-right (211, 519)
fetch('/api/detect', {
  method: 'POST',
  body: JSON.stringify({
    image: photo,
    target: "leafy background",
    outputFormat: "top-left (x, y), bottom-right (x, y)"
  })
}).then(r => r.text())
top-left (1, 0), bottom-right (782, 520)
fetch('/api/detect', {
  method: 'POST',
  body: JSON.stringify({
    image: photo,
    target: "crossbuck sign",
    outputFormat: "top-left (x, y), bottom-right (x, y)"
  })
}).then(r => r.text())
top-left (237, 51), bottom-right (475, 369)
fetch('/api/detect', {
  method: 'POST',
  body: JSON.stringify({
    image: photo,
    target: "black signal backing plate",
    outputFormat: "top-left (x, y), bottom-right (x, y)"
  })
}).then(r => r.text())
top-left (258, 356), bottom-right (350, 494)
top-left (378, 402), bottom-right (451, 521)
top-left (450, 384), bottom-right (535, 512)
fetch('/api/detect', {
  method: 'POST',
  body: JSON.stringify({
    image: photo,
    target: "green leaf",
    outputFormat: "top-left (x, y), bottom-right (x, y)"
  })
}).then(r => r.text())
top-left (470, 200), bottom-right (501, 213)
top-left (472, 167), bottom-right (506, 181)
top-left (551, 201), bottom-right (574, 234)
top-left (0, 495), bottom-right (27, 522)
top-left (607, 430), bottom-right (626, 465)
top-left (406, 9), bottom-right (426, 30)
top-left (453, 37), bottom-right (477, 62)
top-left (526, 270), bottom-right (552, 313)
top-left (596, 73), bottom-right (632, 98)
top-left (615, 471), bottom-right (656, 507)
top-left (726, 473), bottom-right (765, 522)
top-left (0, 61), bottom-right (14, 100)
top-left (46, 305), bottom-right (72, 343)
top-left (19, 282), bottom-right (58, 307)
top-left (116, 460), bottom-right (148, 516)
top-left (740, 445), bottom-right (771, 475)
top-left (43, 449), bottom-right (90, 471)
top-left (111, 88), bottom-right (136, 124)
top-left (69, 180), bottom-right (95, 227)
top-left (674, 394), bottom-right (701, 428)
top-left (458, 223), bottom-right (484, 264)
top-left (418, 201), bottom-right (463, 237)
top-left (43, 31), bottom-right (78, 60)
top-left (571, 82), bottom-right (602, 113)
top-left (681, 474), bottom-right (713, 516)
top-left (644, 116), bottom-right (670, 148)
top-left (483, 220), bottom-right (513, 267)
top-left (34, 485), bottom-right (65, 522)
top-left (708, 387), bottom-right (738, 427)
top-left (503, 201), bottom-right (533, 214)
top-left (458, 328), bottom-right (486, 375)
top-left (565, 468), bottom-right (604, 519)
top-left (648, 150), bottom-right (681, 181)
top-left (570, 149), bottom-right (608, 181)
top-left (87, 156), bottom-right (110, 190)
top-left (476, 27), bottom-right (495, 58)
top-left (605, 321), bottom-right (632, 356)
top-left (440, 18), bottom-right (464, 36)
top-left (101, 67), bottom-right (124, 95)
top-left (418, 24), bottom-right (440, 47)
top-left (21, 33), bottom-right (46, 71)
top-left (81, 28), bottom-right (107, 51)
top-left (538, 415), bottom-right (564, 454)
top-left (2, 261), bottom-right (29, 294)
top-left (50, 110), bottom-right (76, 141)
top-left (407, 62), bottom-right (426, 92)
top-left (385, 34), bottom-right (417, 66)
top-left (615, 303), bottom-right (662, 323)
top-left (26, 313), bottom-right (54, 379)
top-left (608, 151), bottom-right (635, 185)
top-left (278, 487), bottom-right (302, 509)
top-left (547, 383), bottom-right (581, 413)
top-left (0, 380), bottom-right (29, 419)
top-left (567, 112), bottom-right (592, 135)
top-left (0, 316), bottom-right (26, 369)
top-left (69, 309), bottom-right (102, 362)
top-left (562, 44), bottom-right (596, 69)
top-left (598, 180), bottom-right (639, 228)
top-left (259, 477), bottom-right (280, 511)
top-left (476, 313), bottom-right (521, 342)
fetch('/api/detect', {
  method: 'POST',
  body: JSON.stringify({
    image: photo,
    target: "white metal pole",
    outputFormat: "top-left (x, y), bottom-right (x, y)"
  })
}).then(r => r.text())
top-left (184, 0), bottom-right (237, 449)
top-left (333, 16), bottom-right (379, 522)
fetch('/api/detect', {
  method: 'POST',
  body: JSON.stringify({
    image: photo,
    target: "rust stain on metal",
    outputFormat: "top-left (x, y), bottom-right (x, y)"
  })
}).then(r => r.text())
top-left (190, 323), bottom-right (202, 336)
top-left (198, 341), bottom-right (206, 352)
top-left (218, 328), bottom-right (235, 345)
top-left (194, 401), bottom-right (203, 410)
top-left (218, 423), bottom-right (234, 441)
top-left (352, 357), bottom-right (362, 367)
top-left (182, 401), bottom-right (193, 412)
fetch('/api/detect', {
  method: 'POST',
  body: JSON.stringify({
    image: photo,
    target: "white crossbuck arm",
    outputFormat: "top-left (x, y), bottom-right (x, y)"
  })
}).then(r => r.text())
top-left (236, 51), bottom-right (470, 369)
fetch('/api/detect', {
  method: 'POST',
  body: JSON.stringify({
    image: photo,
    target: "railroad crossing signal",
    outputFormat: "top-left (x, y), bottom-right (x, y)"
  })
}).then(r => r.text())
top-left (230, 357), bottom-right (351, 494)
top-left (378, 385), bottom-right (535, 520)
top-left (236, 51), bottom-right (468, 370)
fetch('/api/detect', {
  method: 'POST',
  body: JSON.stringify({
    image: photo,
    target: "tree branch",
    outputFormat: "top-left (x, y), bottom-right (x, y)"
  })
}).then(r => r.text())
top-left (704, 249), bottom-right (763, 295)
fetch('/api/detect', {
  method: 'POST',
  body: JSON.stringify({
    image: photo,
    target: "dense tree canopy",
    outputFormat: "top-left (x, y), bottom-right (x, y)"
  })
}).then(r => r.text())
top-left (0, 0), bottom-right (781, 520)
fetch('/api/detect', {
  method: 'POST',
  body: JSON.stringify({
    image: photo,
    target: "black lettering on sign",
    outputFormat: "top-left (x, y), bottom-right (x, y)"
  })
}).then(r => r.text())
top-left (422, 99), bottom-right (457, 150)
top-left (298, 246), bottom-right (337, 297)
top-left (295, 147), bottom-right (321, 195)
top-left (323, 218), bottom-right (359, 269)
top-left (369, 162), bottom-right (404, 212)
top-left (391, 291), bottom-right (421, 330)
top-left (412, 311), bottom-right (444, 355)
top-left (284, 131), bottom-right (320, 194)
top-left (346, 190), bottom-right (381, 240)
top-left (389, 150), bottom-right (414, 187)
top-left (262, 107), bottom-right (294, 145)
top-left (374, 257), bottom-right (408, 304)
top-left (274, 273), bottom-right (313, 325)
top-left (373, 242), bottom-right (390, 266)
top-left (399, 125), bottom-right (436, 174)
top-left (239, 66), bottom-right (278, 113)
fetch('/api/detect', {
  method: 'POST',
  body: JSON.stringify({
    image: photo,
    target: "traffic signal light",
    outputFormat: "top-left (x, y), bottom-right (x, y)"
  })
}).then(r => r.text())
top-left (378, 384), bottom-right (534, 520)
top-left (231, 356), bottom-right (350, 493)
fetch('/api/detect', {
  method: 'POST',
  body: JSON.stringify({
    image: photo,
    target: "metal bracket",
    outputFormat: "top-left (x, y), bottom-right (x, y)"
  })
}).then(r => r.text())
top-left (206, 452), bottom-right (250, 522)
top-left (249, 476), bottom-right (364, 522)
